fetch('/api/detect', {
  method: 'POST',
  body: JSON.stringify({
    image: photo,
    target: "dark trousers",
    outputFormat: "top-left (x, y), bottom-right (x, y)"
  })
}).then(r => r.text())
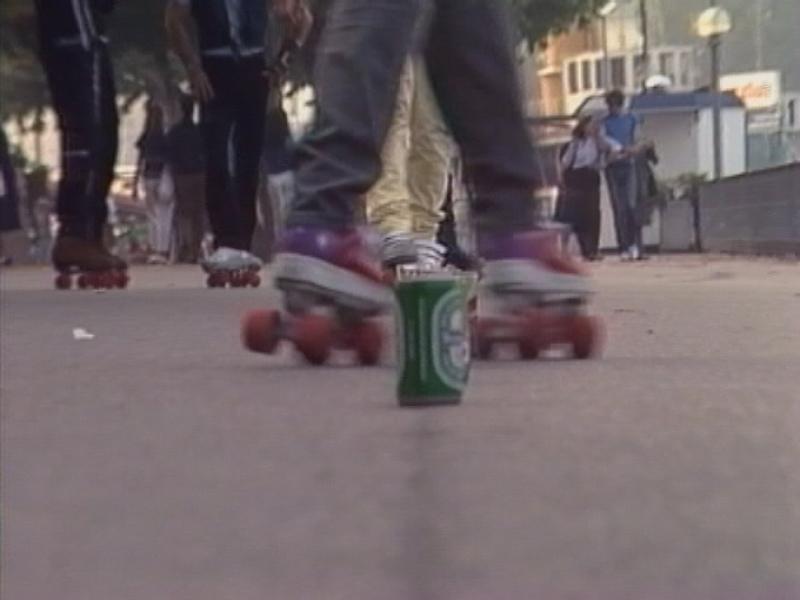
top-left (563, 168), bottom-right (601, 259)
top-left (41, 45), bottom-right (118, 241)
top-left (288, 0), bottom-right (539, 234)
top-left (201, 55), bottom-right (268, 250)
top-left (606, 161), bottom-right (640, 252)
top-left (173, 173), bottom-right (206, 263)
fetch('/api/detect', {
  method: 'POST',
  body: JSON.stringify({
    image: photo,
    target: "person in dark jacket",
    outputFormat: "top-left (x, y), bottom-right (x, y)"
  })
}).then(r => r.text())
top-left (0, 129), bottom-right (22, 265)
top-left (33, 0), bottom-right (126, 276)
top-left (166, 94), bottom-right (206, 263)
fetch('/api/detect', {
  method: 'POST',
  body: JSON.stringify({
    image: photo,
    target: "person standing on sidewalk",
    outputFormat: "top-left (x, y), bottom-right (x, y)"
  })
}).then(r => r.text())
top-left (366, 57), bottom-right (453, 270)
top-left (273, 0), bottom-right (591, 311)
top-left (558, 115), bottom-right (621, 261)
top-left (166, 94), bottom-right (206, 263)
top-left (33, 0), bottom-right (127, 278)
top-left (603, 90), bottom-right (643, 261)
top-left (0, 129), bottom-right (22, 266)
top-left (135, 101), bottom-right (174, 264)
top-left (165, 0), bottom-right (311, 275)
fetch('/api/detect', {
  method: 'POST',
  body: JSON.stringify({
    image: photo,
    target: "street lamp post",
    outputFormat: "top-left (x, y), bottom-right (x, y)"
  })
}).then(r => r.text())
top-left (696, 6), bottom-right (733, 180)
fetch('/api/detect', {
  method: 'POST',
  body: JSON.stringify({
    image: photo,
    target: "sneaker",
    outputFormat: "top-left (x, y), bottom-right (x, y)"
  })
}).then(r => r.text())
top-left (201, 246), bottom-right (248, 273)
top-left (379, 232), bottom-right (418, 268)
top-left (414, 238), bottom-right (446, 270)
top-left (274, 227), bottom-right (391, 314)
top-left (478, 230), bottom-right (593, 299)
top-left (630, 244), bottom-right (641, 261)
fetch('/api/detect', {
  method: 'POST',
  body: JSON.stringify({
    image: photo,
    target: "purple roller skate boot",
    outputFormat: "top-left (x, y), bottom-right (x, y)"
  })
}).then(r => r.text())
top-left (273, 227), bottom-right (392, 315)
top-left (479, 229), bottom-right (593, 301)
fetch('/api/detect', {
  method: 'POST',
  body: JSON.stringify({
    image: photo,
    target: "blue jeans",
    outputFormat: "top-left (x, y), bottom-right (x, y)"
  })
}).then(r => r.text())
top-left (605, 161), bottom-right (640, 252)
top-left (287, 0), bottom-right (539, 234)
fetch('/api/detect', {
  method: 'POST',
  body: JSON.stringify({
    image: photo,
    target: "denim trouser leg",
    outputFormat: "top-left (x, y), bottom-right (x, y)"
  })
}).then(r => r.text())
top-left (288, 0), bottom-right (539, 234)
top-left (288, 0), bottom-right (422, 229)
top-left (606, 162), bottom-right (636, 252)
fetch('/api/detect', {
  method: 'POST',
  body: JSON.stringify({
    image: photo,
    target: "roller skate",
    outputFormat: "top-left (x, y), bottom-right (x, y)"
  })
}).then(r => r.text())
top-left (52, 235), bottom-right (126, 290)
top-left (96, 241), bottom-right (130, 289)
top-left (241, 227), bottom-right (391, 366)
top-left (472, 230), bottom-right (604, 360)
top-left (201, 247), bottom-right (262, 288)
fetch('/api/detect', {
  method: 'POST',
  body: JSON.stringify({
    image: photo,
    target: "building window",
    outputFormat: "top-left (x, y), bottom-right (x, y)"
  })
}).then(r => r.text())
top-left (679, 52), bottom-right (692, 87)
top-left (610, 57), bottom-right (626, 89)
top-left (568, 61), bottom-right (579, 94)
top-left (581, 60), bottom-right (592, 91)
top-left (596, 59), bottom-right (605, 89)
top-left (659, 52), bottom-right (675, 84)
top-left (788, 100), bottom-right (797, 129)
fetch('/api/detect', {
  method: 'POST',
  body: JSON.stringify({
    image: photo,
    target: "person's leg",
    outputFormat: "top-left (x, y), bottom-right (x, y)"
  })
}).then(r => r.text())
top-left (605, 164), bottom-right (632, 254)
top-left (407, 58), bottom-right (451, 239)
top-left (287, 0), bottom-right (422, 229)
top-left (365, 58), bottom-right (414, 237)
top-left (201, 57), bottom-right (238, 250)
top-left (232, 56), bottom-right (268, 252)
top-left (42, 48), bottom-right (95, 240)
top-left (87, 47), bottom-right (119, 246)
top-left (42, 47), bottom-right (115, 273)
top-left (424, 0), bottom-right (538, 234)
top-left (423, 0), bottom-right (588, 296)
top-left (587, 173), bottom-right (602, 258)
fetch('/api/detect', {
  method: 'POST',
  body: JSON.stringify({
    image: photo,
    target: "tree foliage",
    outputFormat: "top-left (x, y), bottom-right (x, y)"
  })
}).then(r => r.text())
top-left (0, 0), bottom-right (607, 123)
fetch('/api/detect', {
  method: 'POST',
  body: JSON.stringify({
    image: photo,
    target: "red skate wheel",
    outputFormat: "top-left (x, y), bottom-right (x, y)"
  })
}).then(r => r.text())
top-left (248, 273), bottom-right (261, 288)
top-left (207, 272), bottom-right (224, 288)
top-left (96, 272), bottom-right (113, 289)
top-left (55, 274), bottom-right (72, 290)
top-left (571, 315), bottom-right (604, 360)
top-left (352, 320), bottom-right (383, 366)
top-left (117, 272), bottom-right (130, 289)
top-left (293, 314), bottom-right (333, 366)
top-left (518, 313), bottom-right (541, 360)
top-left (241, 309), bottom-right (281, 354)
top-left (77, 274), bottom-right (91, 289)
top-left (473, 318), bottom-right (494, 360)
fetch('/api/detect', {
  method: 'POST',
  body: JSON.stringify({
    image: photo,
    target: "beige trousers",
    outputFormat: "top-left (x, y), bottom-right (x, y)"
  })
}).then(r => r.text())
top-left (365, 59), bottom-right (452, 239)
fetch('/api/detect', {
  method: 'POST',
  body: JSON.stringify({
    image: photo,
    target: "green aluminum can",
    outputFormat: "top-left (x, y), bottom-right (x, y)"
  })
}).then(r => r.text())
top-left (394, 270), bottom-right (475, 407)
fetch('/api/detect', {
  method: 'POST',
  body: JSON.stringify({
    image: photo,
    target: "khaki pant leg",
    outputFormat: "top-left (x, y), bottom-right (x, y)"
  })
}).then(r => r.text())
top-left (364, 60), bottom-right (414, 236)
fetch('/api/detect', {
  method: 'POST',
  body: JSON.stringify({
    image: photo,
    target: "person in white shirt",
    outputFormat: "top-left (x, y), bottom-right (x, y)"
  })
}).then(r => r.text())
top-left (557, 115), bottom-right (621, 260)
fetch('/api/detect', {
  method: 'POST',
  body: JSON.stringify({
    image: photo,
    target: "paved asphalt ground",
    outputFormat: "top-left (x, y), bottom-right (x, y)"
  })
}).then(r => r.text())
top-left (1, 256), bottom-right (799, 599)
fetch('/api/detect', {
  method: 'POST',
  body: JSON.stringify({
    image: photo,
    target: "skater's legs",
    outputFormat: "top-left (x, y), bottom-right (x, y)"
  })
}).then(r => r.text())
top-left (232, 56), bottom-right (268, 251)
top-left (287, 0), bottom-right (423, 229)
top-left (201, 57), bottom-right (238, 249)
top-left (87, 49), bottom-right (119, 243)
top-left (424, 0), bottom-right (539, 234)
top-left (407, 58), bottom-right (451, 238)
top-left (43, 49), bottom-right (98, 239)
top-left (365, 58), bottom-right (415, 236)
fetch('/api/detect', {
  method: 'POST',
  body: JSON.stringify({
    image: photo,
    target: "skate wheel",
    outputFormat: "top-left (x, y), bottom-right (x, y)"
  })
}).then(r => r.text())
top-left (241, 309), bottom-right (281, 354)
top-left (77, 274), bottom-right (91, 289)
top-left (293, 314), bottom-right (333, 366)
top-left (248, 273), bottom-right (261, 288)
top-left (112, 270), bottom-right (129, 289)
top-left (571, 315), bottom-right (604, 360)
top-left (55, 274), bottom-right (72, 290)
top-left (207, 272), bottom-right (224, 288)
top-left (352, 321), bottom-right (383, 366)
top-left (96, 272), bottom-right (113, 289)
top-left (473, 319), bottom-right (493, 360)
top-left (518, 312), bottom-right (541, 360)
